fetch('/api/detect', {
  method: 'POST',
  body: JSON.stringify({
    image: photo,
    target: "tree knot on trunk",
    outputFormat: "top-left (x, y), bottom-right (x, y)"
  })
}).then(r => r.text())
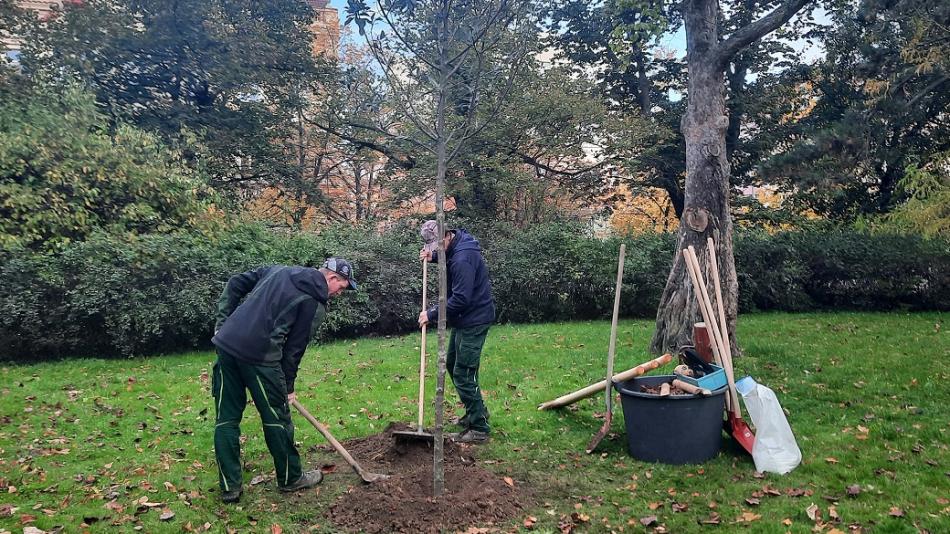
top-left (701, 142), bottom-right (722, 158)
top-left (682, 207), bottom-right (710, 233)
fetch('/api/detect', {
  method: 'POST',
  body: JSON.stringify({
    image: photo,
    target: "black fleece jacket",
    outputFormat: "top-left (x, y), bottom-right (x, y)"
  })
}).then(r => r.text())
top-left (212, 266), bottom-right (328, 392)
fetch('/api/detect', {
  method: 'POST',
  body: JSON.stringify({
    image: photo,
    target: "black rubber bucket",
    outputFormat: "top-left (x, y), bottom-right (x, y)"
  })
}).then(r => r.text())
top-left (615, 375), bottom-right (726, 464)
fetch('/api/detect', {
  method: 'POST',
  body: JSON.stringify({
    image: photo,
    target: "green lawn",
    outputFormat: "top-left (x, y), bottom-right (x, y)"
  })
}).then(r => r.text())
top-left (0, 312), bottom-right (947, 533)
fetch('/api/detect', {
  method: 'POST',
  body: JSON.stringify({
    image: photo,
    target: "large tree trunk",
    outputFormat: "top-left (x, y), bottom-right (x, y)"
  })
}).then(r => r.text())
top-left (651, 0), bottom-right (739, 355)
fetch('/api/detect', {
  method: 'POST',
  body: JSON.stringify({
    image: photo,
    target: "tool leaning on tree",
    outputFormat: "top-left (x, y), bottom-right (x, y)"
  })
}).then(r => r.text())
top-left (682, 242), bottom-right (755, 454)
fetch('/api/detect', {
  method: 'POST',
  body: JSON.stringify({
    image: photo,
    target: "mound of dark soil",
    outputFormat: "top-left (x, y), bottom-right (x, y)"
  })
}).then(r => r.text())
top-left (324, 424), bottom-right (533, 533)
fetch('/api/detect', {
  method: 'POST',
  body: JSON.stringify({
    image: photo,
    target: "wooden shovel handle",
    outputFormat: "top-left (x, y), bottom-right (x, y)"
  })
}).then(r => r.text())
top-left (604, 244), bottom-right (626, 410)
top-left (291, 399), bottom-right (369, 479)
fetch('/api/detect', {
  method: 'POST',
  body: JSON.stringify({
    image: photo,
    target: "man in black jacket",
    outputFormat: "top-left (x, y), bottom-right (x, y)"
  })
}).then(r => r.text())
top-left (211, 258), bottom-right (357, 503)
top-left (418, 221), bottom-right (495, 444)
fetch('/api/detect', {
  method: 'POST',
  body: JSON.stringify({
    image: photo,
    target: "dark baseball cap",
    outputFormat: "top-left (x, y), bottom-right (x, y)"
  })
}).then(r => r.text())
top-left (322, 257), bottom-right (358, 290)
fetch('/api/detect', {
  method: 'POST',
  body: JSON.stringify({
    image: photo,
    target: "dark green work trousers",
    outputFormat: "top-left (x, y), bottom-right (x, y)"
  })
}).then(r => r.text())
top-left (447, 323), bottom-right (491, 433)
top-left (212, 349), bottom-right (301, 493)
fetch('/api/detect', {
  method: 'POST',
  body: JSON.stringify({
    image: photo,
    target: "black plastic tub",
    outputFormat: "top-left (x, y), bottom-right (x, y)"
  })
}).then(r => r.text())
top-left (614, 375), bottom-right (726, 464)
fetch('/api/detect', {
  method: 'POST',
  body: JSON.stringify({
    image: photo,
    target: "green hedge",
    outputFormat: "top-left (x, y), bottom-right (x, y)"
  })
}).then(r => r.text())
top-left (1, 223), bottom-right (947, 359)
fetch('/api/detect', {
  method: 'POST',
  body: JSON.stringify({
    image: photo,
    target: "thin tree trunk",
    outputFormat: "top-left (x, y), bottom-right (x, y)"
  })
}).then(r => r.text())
top-left (651, 0), bottom-right (739, 355)
top-left (432, 45), bottom-right (450, 500)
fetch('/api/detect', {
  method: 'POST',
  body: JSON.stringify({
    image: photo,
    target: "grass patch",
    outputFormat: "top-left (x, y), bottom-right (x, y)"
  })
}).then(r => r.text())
top-left (0, 312), bottom-right (947, 533)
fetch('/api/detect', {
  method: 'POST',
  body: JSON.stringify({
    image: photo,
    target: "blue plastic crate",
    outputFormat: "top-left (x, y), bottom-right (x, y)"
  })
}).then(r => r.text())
top-left (675, 364), bottom-right (727, 391)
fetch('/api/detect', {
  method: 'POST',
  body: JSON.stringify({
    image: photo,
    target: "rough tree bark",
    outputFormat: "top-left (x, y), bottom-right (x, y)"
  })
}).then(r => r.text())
top-left (650, 0), bottom-right (811, 354)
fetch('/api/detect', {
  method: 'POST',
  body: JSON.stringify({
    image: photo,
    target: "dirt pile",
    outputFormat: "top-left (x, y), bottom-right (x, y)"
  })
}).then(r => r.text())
top-left (324, 424), bottom-right (533, 533)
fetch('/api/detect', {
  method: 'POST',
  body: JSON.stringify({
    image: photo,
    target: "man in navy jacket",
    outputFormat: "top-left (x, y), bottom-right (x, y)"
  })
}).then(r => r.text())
top-left (418, 221), bottom-right (495, 444)
top-left (211, 258), bottom-right (356, 503)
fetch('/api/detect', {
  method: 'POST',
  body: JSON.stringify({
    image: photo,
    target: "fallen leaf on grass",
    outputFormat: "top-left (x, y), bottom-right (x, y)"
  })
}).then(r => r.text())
top-left (164, 481), bottom-right (176, 492)
top-left (672, 502), bottom-right (688, 512)
top-left (320, 464), bottom-right (337, 474)
top-left (103, 500), bottom-right (123, 513)
top-left (827, 529), bottom-right (845, 534)
top-left (20, 514), bottom-right (37, 524)
top-left (647, 502), bottom-right (662, 510)
top-left (856, 425), bottom-right (869, 440)
top-left (159, 509), bottom-right (175, 521)
top-left (639, 515), bottom-right (657, 526)
top-left (888, 507), bottom-right (904, 517)
top-left (806, 503), bottom-right (821, 522)
top-left (782, 518), bottom-right (792, 526)
top-left (698, 512), bottom-right (720, 525)
top-left (829, 506), bottom-right (840, 522)
top-left (23, 527), bottom-right (46, 534)
top-left (847, 484), bottom-right (861, 497)
top-left (249, 475), bottom-right (269, 486)
top-left (745, 498), bottom-right (760, 506)
top-left (736, 511), bottom-right (761, 523)
top-left (137, 497), bottom-right (163, 508)
top-left (826, 457), bottom-right (839, 464)
top-left (271, 524), bottom-right (283, 534)
top-left (503, 476), bottom-right (514, 487)
top-left (522, 516), bottom-right (537, 529)
top-left (571, 513), bottom-right (589, 523)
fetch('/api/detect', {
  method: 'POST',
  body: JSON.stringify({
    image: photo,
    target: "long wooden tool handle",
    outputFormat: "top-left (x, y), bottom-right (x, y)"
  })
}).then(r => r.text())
top-left (291, 399), bottom-right (367, 477)
top-left (538, 353), bottom-right (672, 410)
top-left (682, 248), bottom-right (725, 369)
top-left (685, 247), bottom-right (740, 416)
top-left (705, 238), bottom-right (740, 417)
top-left (706, 238), bottom-right (730, 362)
top-left (604, 244), bottom-right (626, 411)
top-left (417, 260), bottom-right (428, 431)
top-left (682, 248), bottom-right (732, 412)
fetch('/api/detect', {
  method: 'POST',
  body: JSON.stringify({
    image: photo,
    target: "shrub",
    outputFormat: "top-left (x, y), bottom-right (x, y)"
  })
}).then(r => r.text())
top-left (0, 223), bottom-right (946, 360)
top-left (0, 87), bottom-right (213, 251)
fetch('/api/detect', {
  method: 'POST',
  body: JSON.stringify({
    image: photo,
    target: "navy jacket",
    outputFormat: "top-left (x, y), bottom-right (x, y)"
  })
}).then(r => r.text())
top-left (212, 266), bottom-right (328, 393)
top-left (426, 229), bottom-right (495, 328)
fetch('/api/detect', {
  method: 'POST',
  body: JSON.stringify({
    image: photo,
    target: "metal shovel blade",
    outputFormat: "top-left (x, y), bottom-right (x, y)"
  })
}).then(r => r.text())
top-left (728, 413), bottom-right (755, 454)
top-left (585, 408), bottom-right (612, 454)
top-left (358, 470), bottom-right (390, 483)
top-left (392, 428), bottom-right (435, 443)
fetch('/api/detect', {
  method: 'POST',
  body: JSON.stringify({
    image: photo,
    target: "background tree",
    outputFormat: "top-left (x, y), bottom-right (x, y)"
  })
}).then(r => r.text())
top-left (16, 0), bottom-right (324, 203)
top-left (649, 0), bottom-right (814, 354)
top-left (758, 0), bottom-right (950, 219)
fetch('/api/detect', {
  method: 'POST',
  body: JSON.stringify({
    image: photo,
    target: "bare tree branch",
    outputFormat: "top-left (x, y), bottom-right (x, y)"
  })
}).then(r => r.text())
top-left (715, 0), bottom-right (814, 68)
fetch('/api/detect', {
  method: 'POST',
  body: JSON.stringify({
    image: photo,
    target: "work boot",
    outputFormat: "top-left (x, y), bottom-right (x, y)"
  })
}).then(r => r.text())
top-left (221, 488), bottom-right (242, 504)
top-left (449, 415), bottom-right (469, 431)
top-left (453, 429), bottom-right (490, 444)
top-left (278, 469), bottom-right (323, 492)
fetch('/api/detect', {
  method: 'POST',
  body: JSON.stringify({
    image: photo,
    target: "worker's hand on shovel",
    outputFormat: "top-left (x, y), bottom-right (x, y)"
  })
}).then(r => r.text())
top-left (287, 392), bottom-right (297, 403)
top-left (417, 310), bottom-right (429, 328)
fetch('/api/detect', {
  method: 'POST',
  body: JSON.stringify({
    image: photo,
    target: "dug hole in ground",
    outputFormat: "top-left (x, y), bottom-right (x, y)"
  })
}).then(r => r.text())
top-left (296, 423), bottom-right (533, 533)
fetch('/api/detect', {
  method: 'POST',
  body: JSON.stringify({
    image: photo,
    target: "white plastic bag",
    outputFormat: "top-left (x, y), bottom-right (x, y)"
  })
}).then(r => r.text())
top-left (736, 376), bottom-right (802, 474)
